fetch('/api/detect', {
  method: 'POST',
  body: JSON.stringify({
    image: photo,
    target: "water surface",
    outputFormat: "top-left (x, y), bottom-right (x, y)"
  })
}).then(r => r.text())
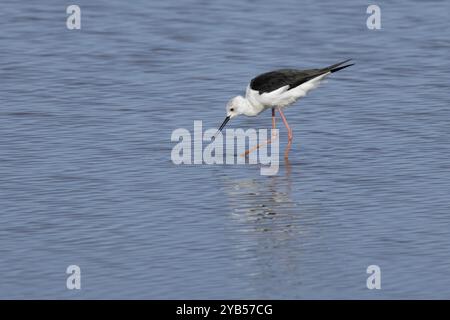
top-left (1, 0), bottom-right (450, 298)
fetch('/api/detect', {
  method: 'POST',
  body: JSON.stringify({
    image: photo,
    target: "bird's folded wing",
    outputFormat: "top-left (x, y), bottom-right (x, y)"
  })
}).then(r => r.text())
top-left (250, 69), bottom-right (327, 94)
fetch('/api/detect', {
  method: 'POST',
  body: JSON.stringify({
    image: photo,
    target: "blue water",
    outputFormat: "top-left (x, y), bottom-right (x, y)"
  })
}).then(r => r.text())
top-left (1, 0), bottom-right (450, 299)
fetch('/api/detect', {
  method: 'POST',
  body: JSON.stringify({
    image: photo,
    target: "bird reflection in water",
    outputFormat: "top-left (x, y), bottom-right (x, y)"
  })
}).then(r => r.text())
top-left (222, 159), bottom-right (308, 291)
top-left (224, 159), bottom-right (301, 234)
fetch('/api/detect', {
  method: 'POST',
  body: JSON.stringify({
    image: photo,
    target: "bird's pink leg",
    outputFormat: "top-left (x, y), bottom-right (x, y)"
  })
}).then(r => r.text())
top-left (277, 107), bottom-right (293, 159)
top-left (241, 108), bottom-right (276, 157)
top-left (271, 107), bottom-right (276, 129)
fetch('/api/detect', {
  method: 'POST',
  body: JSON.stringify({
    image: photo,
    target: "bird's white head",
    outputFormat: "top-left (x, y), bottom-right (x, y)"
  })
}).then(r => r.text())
top-left (216, 96), bottom-right (248, 134)
top-left (226, 95), bottom-right (247, 119)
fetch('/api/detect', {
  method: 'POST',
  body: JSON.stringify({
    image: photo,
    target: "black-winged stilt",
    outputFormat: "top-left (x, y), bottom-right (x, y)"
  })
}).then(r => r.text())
top-left (217, 59), bottom-right (354, 159)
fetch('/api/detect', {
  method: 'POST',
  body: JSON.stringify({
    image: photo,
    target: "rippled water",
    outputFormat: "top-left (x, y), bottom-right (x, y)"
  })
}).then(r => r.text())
top-left (1, 0), bottom-right (450, 299)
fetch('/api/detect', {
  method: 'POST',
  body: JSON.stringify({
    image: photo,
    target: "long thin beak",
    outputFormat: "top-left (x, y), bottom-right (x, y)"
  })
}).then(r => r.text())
top-left (214, 116), bottom-right (230, 138)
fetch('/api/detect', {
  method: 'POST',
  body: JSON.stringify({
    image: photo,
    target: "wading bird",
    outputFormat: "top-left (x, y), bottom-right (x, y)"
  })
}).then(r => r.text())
top-left (217, 59), bottom-right (353, 159)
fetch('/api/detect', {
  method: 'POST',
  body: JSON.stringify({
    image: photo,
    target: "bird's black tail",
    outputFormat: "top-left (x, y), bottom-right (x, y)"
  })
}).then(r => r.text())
top-left (325, 59), bottom-right (354, 73)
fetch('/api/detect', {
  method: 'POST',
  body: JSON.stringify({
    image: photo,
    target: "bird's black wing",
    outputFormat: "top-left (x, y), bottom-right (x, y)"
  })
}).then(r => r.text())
top-left (249, 60), bottom-right (353, 94)
top-left (250, 69), bottom-right (326, 94)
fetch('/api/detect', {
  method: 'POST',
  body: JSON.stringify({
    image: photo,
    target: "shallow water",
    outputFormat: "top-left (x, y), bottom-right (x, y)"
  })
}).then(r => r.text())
top-left (1, 0), bottom-right (450, 298)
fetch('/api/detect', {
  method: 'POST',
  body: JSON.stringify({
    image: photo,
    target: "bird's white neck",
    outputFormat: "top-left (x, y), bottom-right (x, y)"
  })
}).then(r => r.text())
top-left (239, 97), bottom-right (265, 117)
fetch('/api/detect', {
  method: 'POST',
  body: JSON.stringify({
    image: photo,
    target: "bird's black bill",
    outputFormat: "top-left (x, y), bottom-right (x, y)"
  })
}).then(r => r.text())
top-left (213, 116), bottom-right (230, 140)
top-left (216, 116), bottom-right (230, 136)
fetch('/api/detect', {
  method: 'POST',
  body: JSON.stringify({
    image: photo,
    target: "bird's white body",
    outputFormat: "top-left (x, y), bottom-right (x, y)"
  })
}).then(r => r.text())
top-left (235, 72), bottom-right (330, 117)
